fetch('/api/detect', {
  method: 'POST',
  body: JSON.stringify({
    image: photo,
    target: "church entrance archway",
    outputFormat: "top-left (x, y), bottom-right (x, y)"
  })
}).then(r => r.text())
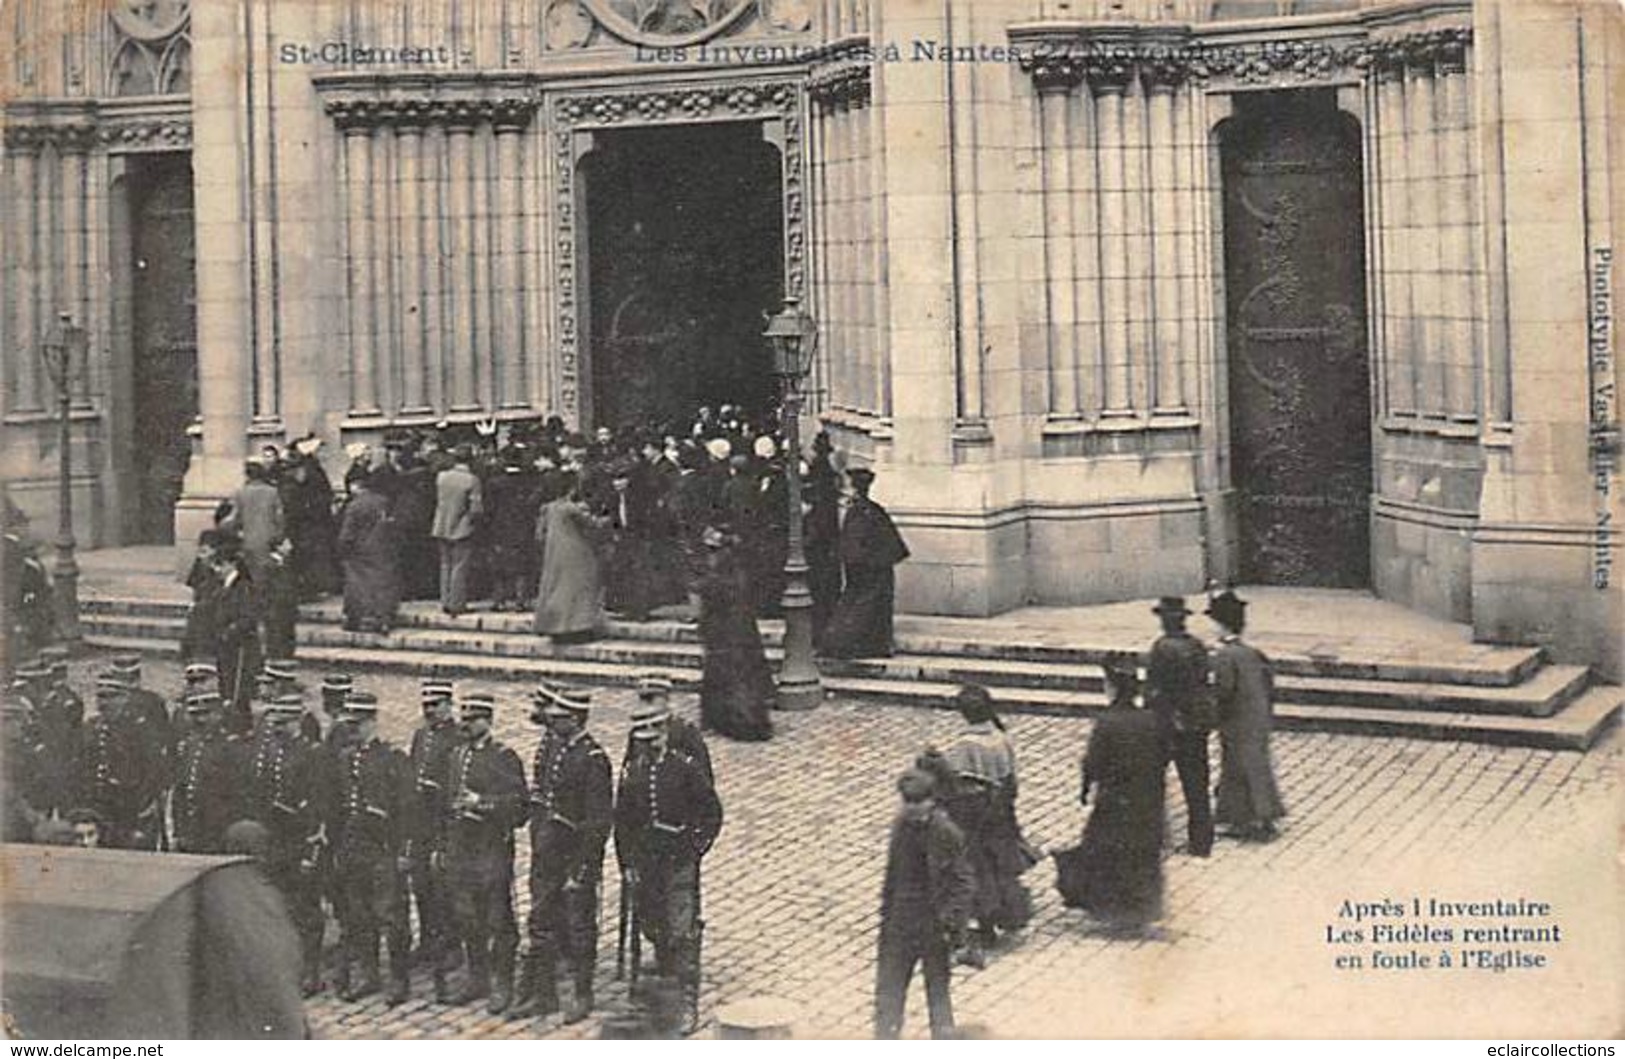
top-left (1220, 90), bottom-right (1372, 588)
top-left (580, 121), bottom-right (784, 434)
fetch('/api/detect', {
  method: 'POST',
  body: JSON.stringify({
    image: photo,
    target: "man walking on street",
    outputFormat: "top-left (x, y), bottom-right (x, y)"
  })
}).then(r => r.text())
top-left (509, 685), bottom-right (612, 1023)
top-left (432, 445), bottom-right (483, 617)
top-left (873, 767), bottom-right (976, 1040)
top-left (614, 699), bottom-right (723, 1036)
top-left (1145, 596), bottom-right (1215, 858)
top-left (445, 691), bottom-right (528, 1013)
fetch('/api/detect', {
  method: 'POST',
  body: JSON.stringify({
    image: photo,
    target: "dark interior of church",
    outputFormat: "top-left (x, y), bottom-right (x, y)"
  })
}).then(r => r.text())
top-left (583, 120), bottom-right (784, 433)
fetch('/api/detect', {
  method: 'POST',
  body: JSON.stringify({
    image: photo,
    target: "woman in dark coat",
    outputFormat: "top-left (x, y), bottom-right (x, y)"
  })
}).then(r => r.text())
top-left (336, 472), bottom-right (400, 634)
top-left (281, 442), bottom-right (339, 601)
top-left (823, 468), bottom-right (909, 659)
top-left (1055, 657), bottom-right (1165, 933)
top-left (696, 525), bottom-right (774, 741)
top-left (1208, 591), bottom-right (1286, 841)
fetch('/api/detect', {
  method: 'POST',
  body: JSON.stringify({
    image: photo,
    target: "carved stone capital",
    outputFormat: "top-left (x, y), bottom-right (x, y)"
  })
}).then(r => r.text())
top-left (808, 62), bottom-right (871, 109)
top-left (1083, 45), bottom-right (1138, 96)
top-left (553, 80), bottom-right (799, 128)
top-left (1139, 43), bottom-right (1194, 93)
top-left (1018, 48), bottom-right (1087, 94)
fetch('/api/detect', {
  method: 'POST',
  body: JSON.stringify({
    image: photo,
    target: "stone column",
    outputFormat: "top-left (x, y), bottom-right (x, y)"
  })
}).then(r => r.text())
top-left (445, 115), bottom-right (479, 411)
top-left (1435, 33), bottom-right (1478, 423)
top-left (397, 113), bottom-right (430, 414)
top-left (470, 124), bottom-right (494, 409)
top-left (494, 106), bottom-right (528, 409)
top-left (1376, 52), bottom-right (1415, 417)
top-left (180, 0), bottom-right (256, 546)
top-left (371, 123), bottom-right (398, 416)
top-left (1081, 52), bottom-right (1136, 419)
top-left (1406, 45), bottom-right (1445, 419)
top-left (1144, 57), bottom-right (1186, 415)
top-left (424, 124), bottom-right (450, 413)
top-left (341, 123), bottom-right (380, 416)
top-left (8, 134), bottom-right (43, 413)
top-left (1038, 79), bottom-right (1078, 416)
top-left (59, 132), bottom-right (90, 406)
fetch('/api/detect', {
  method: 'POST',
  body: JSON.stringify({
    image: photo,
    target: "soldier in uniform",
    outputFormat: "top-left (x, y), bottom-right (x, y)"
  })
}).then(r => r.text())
top-left (249, 691), bottom-right (329, 995)
top-left (78, 675), bottom-right (165, 850)
top-left (614, 697), bottom-right (724, 1036)
top-left (39, 647), bottom-right (84, 729)
top-left (171, 690), bottom-right (249, 853)
top-left (509, 685), bottom-right (613, 1023)
top-left (625, 673), bottom-right (713, 786)
top-left (18, 660), bottom-right (80, 822)
top-left (109, 653), bottom-right (173, 751)
top-left (2, 689), bottom-right (44, 841)
top-left (406, 677), bottom-right (462, 1002)
top-left (330, 690), bottom-right (413, 1005)
top-left (445, 691), bottom-right (528, 1013)
top-left (310, 672), bottom-right (353, 743)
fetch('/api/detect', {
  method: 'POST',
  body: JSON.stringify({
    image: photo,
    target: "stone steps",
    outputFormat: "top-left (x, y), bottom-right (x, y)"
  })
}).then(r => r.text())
top-left (77, 594), bottom-right (1622, 750)
top-left (82, 595), bottom-right (1547, 686)
top-left (79, 609), bottom-right (1588, 718)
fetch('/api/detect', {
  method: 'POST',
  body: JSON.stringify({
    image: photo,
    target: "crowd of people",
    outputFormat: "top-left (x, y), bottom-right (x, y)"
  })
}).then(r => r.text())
top-left (181, 409), bottom-right (911, 745)
top-left (2, 653), bottom-right (722, 1035)
top-left (878, 591), bottom-right (1285, 1039)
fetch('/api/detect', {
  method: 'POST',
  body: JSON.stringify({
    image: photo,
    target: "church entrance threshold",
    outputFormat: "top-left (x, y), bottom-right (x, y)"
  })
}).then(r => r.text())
top-left (581, 121), bottom-right (784, 434)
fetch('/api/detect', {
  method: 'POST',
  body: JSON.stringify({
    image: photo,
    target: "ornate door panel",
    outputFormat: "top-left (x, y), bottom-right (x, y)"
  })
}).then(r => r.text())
top-left (1222, 91), bottom-right (1371, 588)
top-left (130, 154), bottom-right (198, 545)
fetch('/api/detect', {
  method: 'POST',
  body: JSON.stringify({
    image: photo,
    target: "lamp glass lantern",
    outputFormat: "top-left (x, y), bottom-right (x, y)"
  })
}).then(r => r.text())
top-left (764, 298), bottom-right (817, 382)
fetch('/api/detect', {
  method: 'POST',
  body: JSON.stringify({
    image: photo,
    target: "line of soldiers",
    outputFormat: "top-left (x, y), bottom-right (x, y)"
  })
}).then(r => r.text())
top-left (1, 654), bottom-right (723, 1034)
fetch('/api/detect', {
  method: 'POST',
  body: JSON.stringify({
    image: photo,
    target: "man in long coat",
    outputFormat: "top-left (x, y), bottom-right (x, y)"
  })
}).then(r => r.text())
top-left (171, 690), bottom-right (249, 853)
top-left (281, 438), bottom-right (339, 601)
top-left (1207, 591), bottom-right (1286, 841)
top-left (873, 768), bottom-right (975, 1040)
top-left (222, 458), bottom-right (286, 591)
top-left (445, 692), bottom-right (529, 1013)
top-left (1145, 596), bottom-right (1214, 858)
top-left (78, 676), bottom-right (165, 850)
top-left (337, 470), bottom-right (400, 633)
top-left (824, 468), bottom-right (910, 659)
top-left (432, 445), bottom-right (483, 617)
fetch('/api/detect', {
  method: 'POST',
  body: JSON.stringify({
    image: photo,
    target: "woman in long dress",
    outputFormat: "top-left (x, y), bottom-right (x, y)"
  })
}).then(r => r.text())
top-left (533, 473), bottom-right (606, 644)
top-left (696, 525), bottom-right (774, 741)
top-left (936, 685), bottom-right (1032, 964)
top-left (336, 471), bottom-right (399, 633)
top-left (1054, 657), bottom-right (1165, 933)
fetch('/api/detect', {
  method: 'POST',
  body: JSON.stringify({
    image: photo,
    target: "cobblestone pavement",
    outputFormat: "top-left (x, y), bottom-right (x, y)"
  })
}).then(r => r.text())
top-left (69, 654), bottom-right (1622, 1039)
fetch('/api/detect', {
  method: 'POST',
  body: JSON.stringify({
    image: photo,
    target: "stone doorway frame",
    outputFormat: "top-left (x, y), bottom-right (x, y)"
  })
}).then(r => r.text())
top-left (547, 76), bottom-right (808, 427)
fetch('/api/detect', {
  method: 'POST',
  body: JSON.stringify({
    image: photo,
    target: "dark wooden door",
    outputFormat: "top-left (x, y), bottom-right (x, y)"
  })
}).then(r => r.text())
top-left (1222, 91), bottom-right (1371, 588)
top-left (130, 154), bottom-right (198, 545)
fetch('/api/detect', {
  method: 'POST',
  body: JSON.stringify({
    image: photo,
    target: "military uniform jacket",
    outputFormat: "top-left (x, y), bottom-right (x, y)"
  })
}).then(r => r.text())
top-left (614, 748), bottom-right (723, 870)
top-left (249, 728), bottom-right (323, 856)
top-left (530, 728), bottom-right (613, 872)
top-left (408, 719), bottom-right (462, 856)
top-left (172, 729), bottom-right (248, 853)
top-left (445, 735), bottom-right (528, 865)
top-left (620, 717), bottom-right (713, 789)
top-left (334, 738), bottom-right (411, 861)
top-left (79, 712), bottom-right (164, 826)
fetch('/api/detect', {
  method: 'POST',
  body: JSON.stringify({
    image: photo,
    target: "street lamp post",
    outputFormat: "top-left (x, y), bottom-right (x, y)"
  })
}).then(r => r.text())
top-left (39, 311), bottom-right (86, 647)
top-left (764, 297), bottom-right (822, 712)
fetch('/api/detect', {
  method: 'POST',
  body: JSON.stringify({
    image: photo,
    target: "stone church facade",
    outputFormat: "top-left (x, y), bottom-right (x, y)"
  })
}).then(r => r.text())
top-left (2, 0), bottom-right (1620, 677)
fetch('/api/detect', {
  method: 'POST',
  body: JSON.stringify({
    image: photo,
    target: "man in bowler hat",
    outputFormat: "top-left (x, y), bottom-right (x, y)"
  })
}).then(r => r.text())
top-left (1146, 596), bottom-right (1214, 858)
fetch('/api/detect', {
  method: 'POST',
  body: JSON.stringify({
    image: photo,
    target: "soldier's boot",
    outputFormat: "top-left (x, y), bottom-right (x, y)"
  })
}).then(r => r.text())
top-left (385, 931), bottom-right (411, 1007)
top-left (344, 937), bottom-right (382, 1003)
top-left (432, 945), bottom-right (457, 1005)
top-left (487, 950), bottom-right (516, 1015)
top-left (300, 945), bottom-right (325, 998)
top-left (565, 963), bottom-right (595, 1025)
top-left (452, 948), bottom-right (490, 1006)
top-left (506, 954), bottom-right (559, 1021)
top-left (676, 924), bottom-right (704, 1037)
